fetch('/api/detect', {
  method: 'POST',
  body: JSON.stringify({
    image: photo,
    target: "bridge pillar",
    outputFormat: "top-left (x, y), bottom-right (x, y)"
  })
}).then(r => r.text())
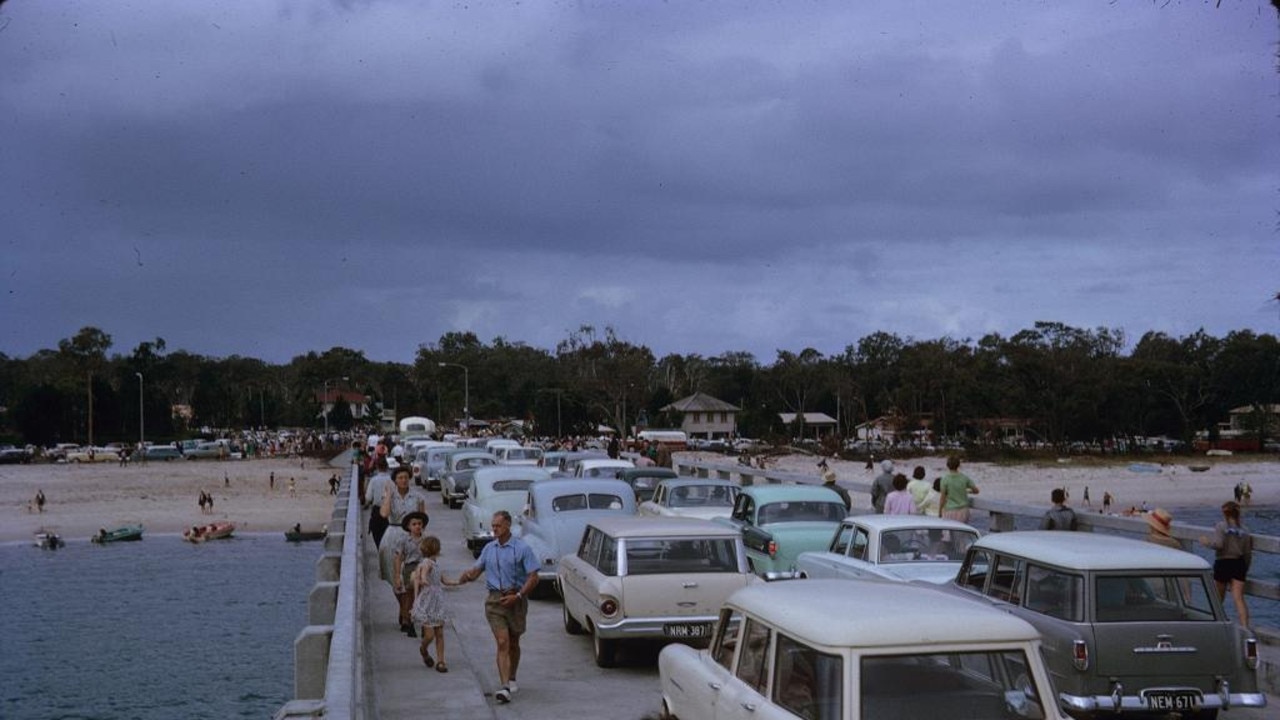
top-left (292, 624), bottom-right (334, 700)
top-left (308, 581), bottom-right (339, 625)
top-left (316, 551), bottom-right (342, 582)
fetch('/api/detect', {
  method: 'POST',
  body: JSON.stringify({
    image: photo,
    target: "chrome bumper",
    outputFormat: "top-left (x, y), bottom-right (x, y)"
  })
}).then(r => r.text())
top-left (1060, 682), bottom-right (1267, 713)
top-left (593, 614), bottom-right (717, 640)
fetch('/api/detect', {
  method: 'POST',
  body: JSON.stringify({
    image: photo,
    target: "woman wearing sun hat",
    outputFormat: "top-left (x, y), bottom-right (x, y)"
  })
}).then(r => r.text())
top-left (1144, 507), bottom-right (1180, 549)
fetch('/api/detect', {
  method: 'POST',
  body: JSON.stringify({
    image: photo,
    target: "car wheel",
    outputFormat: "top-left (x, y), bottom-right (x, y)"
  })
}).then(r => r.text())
top-left (592, 626), bottom-right (617, 668)
top-left (562, 601), bottom-right (585, 635)
top-left (471, 545), bottom-right (482, 559)
top-left (659, 699), bottom-right (677, 720)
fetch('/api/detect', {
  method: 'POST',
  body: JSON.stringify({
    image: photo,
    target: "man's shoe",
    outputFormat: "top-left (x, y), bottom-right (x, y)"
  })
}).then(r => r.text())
top-left (495, 687), bottom-right (511, 704)
top-left (506, 681), bottom-right (518, 694)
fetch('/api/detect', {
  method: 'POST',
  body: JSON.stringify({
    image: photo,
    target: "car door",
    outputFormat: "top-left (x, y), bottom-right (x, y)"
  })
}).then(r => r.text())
top-left (714, 616), bottom-right (792, 720)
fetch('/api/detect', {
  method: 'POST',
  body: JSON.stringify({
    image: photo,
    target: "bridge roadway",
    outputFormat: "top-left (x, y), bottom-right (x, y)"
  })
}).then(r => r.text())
top-left (280, 465), bottom-right (1276, 719)
top-left (363, 488), bottom-right (664, 720)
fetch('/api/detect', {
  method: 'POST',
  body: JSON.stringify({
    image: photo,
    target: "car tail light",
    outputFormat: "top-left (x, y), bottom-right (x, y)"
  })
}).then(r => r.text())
top-left (767, 540), bottom-right (777, 557)
top-left (599, 598), bottom-right (619, 617)
top-left (1072, 640), bottom-right (1089, 671)
top-left (1245, 638), bottom-right (1259, 670)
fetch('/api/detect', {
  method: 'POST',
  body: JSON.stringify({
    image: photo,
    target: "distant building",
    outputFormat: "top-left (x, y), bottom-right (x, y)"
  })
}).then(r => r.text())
top-left (778, 412), bottom-right (838, 441)
top-left (661, 392), bottom-right (740, 439)
top-left (314, 388), bottom-right (370, 421)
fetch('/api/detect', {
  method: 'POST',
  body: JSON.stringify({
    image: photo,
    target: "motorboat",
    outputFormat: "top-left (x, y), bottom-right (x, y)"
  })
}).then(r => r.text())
top-left (92, 524), bottom-right (144, 543)
top-left (34, 530), bottom-right (65, 550)
top-left (284, 524), bottom-right (327, 542)
top-left (184, 521), bottom-right (236, 543)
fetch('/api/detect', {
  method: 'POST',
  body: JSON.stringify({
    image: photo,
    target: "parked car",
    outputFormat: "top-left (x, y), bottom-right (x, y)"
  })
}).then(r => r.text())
top-left (557, 450), bottom-right (609, 478)
top-left (516, 478), bottom-right (637, 595)
top-left (185, 440), bottom-right (228, 460)
top-left (67, 445), bottom-right (123, 463)
top-left (716, 484), bottom-right (848, 577)
top-left (539, 450), bottom-right (571, 475)
top-left (141, 444), bottom-right (183, 461)
top-left (559, 516), bottom-right (758, 668)
top-left (494, 445), bottom-right (543, 467)
top-left (0, 445), bottom-right (31, 464)
top-left (795, 515), bottom-right (979, 585)
top-left (414, 444), bottom-right (460, 490)
top-left (658, 578), bottom-right (1068, 720)
top-left (948, 531), bottom-right (1265, 718)
top-left (440, 450), bottom-right (498, 509)
top-left (462, 466), bottom-right (551, 557)
top-left (616, 467), bottom-right (678, 504)
top-left (638, 478), bottom-right (740, 521)
top-left (574, 457), bottom-right (634, 479)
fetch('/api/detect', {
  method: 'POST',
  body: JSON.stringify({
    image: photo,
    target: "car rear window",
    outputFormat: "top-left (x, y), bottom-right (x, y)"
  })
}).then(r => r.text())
top-left (758, 501), bottom-right (845, 524)
top-left (551, 493), bottom-right (626, 511)
top-left (491, 479), bottom-right (533, 493)
top-left (624, 538), bottom-right (741, 575)
top-left (1094, 574), bottom-right (1218, 622)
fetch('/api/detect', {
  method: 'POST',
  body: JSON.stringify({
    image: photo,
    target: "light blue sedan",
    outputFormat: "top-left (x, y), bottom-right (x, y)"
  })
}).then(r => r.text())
top-left (516, 478), bottom-right (637, 596)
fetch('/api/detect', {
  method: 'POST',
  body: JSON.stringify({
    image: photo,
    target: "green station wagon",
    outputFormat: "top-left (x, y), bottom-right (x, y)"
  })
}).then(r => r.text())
top-left (950, 531), bottom-right (1265, 720)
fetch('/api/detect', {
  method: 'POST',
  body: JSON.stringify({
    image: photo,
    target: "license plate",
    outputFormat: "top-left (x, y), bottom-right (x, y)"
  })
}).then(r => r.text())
top-left (664, 623), bottom-right (712, 638)
top-left (1143, 691), bottom-right (1202, 711)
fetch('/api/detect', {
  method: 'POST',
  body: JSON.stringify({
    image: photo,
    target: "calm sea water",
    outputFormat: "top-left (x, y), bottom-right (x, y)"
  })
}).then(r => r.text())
top-left (0, 534), bottom-right (316, 720)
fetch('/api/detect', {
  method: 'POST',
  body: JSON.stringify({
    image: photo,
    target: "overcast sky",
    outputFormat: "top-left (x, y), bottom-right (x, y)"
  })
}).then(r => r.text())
top-left (3, 1), bottom-right (1277, 365)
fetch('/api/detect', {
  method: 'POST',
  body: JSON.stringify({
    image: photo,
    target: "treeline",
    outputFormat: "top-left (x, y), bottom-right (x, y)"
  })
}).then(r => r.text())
top-left (1, 322), bottom-right (1277, 450)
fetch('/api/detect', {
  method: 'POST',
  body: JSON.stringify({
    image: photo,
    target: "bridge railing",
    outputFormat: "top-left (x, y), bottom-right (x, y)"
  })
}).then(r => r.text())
top-left (274, 463), bottom-right (364, 720)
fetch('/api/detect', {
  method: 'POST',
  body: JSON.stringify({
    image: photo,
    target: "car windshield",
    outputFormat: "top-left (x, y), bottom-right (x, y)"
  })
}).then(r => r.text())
top-left (505, 448), bottom-right (541, 460)
top-left (667, 485), bottom-right (737, 508)
top-left (861, 650), bottom-right (1048, 720)
top-left (624, 538), bottom-right (741, 574)
top-left (1094, 574), bottom-right (1218, 622)
top-left (758, 501), bottom-right (845, 524)
top-left (457, 457), bottom-right (494, 470)
top-left (878, 528), bottom-right (979, 563)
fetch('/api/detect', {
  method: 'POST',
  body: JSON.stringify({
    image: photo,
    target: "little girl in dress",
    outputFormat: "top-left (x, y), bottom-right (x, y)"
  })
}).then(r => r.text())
top-left (410, 535), bottom-right (452, 672)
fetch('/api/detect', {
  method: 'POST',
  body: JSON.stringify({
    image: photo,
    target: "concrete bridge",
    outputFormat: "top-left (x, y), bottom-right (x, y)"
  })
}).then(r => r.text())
top-left (274, 460), bottom-right (1279, 719)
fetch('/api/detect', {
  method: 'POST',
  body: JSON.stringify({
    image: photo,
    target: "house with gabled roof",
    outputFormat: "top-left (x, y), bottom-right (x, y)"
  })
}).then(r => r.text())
top-left (661, 392), bottom-right (740, 439)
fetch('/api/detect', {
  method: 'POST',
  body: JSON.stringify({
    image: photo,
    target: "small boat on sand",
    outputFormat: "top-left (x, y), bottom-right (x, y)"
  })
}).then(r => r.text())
top-left (184, 521), bottom-right (236, 543)
top-left (34, 530), bottom-right (65, 550)
top-left (1187, 464), bottom-right (1211, 473)
top-left (284, 524), bottom-right (327, 542)
top-left (92, 524), bottom-right (144, 543)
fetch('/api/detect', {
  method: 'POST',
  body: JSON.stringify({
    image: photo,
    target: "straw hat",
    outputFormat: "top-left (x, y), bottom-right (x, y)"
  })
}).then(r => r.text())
top-left (400, 511), bottom-right (430, 531)
top-left (1145, 508), bottom-right (1172, 533)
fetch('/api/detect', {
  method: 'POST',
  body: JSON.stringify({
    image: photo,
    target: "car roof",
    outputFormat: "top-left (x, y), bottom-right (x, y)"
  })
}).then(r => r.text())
top-left (472, 466), bottom-right (551, 483)
top-left (580, 458), bottom-right (633, 467)
top-left (972, 530), bottom-right (1210, 571)
top-left (531, 478), bottom-right (634, 499)
top-left (617, 467), bottom-right (678, 480)
top-left (846, 515), bottom-right (977, 533)
top-left (741, 484), bottom-right (844, 502)
top-left (586, 516), bottom-right (741, 539)
top-left (729, 579), bottom-right (1040, 648)
top-left (657, 477), bottom-right (737, 490)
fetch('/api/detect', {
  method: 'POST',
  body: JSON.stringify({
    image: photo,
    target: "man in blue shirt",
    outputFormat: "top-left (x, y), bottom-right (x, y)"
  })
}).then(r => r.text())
top-left (456, 510), bottom-right (540, 704)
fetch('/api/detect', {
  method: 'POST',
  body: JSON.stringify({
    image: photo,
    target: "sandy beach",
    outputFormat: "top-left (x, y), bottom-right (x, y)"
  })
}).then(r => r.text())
top-left (689, 452), bottom-right (1280, 519)
top-left (3, 451), bottom-right (1276, 543)
top-left (1, 455), bottom-right (345, 543)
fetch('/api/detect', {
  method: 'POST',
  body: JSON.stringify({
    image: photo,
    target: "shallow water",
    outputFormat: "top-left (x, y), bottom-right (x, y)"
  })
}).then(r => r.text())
top-left (0, 534), bottom-right (316, 720)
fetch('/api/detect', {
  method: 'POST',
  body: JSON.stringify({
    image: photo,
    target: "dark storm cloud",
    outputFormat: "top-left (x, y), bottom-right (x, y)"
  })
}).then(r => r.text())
top-left (1, 1), bottom-right (1275, 363)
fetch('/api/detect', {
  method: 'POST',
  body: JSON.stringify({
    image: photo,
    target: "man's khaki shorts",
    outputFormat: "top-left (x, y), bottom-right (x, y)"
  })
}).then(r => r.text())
top-left (485, 592), bottom-right (527, 635)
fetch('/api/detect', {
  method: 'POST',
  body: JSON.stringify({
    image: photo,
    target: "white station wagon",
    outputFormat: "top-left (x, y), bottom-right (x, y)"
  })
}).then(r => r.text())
top-left (559, 516), bottom-right (757, 668)
top-left (795, 514), bottom-right (979, 585)
top-left (638, 478), bottom-right (740, 521)
top-left (658, 579), bottom-right (1067, 720)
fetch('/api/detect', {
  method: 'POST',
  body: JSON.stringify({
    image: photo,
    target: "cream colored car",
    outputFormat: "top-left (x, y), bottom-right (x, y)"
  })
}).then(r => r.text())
top-left (558, 516), bottom-right (757, 668)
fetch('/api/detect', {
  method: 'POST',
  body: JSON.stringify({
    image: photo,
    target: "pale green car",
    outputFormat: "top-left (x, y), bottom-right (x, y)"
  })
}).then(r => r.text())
top-left (716, 484), bottom-right (848, 577)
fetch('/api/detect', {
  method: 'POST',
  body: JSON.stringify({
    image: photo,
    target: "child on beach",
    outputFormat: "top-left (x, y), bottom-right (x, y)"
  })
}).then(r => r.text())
top-left (411, 535), bottom-right (452, 672)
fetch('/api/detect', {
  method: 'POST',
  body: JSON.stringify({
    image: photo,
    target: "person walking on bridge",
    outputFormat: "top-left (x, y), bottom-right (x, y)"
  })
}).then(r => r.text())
top-left (455, 510), bottom-right (540, 705)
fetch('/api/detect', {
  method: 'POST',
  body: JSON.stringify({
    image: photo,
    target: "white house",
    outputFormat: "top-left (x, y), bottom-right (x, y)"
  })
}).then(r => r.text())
top-left (661, 392), bottom-right (740, 439)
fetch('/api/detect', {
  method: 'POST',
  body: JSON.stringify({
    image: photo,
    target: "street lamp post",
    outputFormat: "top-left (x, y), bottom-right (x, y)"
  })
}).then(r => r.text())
top-left (437, 362), bottom-right (469, 430)
top-left (135, 372), bottom-right (144, 447)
